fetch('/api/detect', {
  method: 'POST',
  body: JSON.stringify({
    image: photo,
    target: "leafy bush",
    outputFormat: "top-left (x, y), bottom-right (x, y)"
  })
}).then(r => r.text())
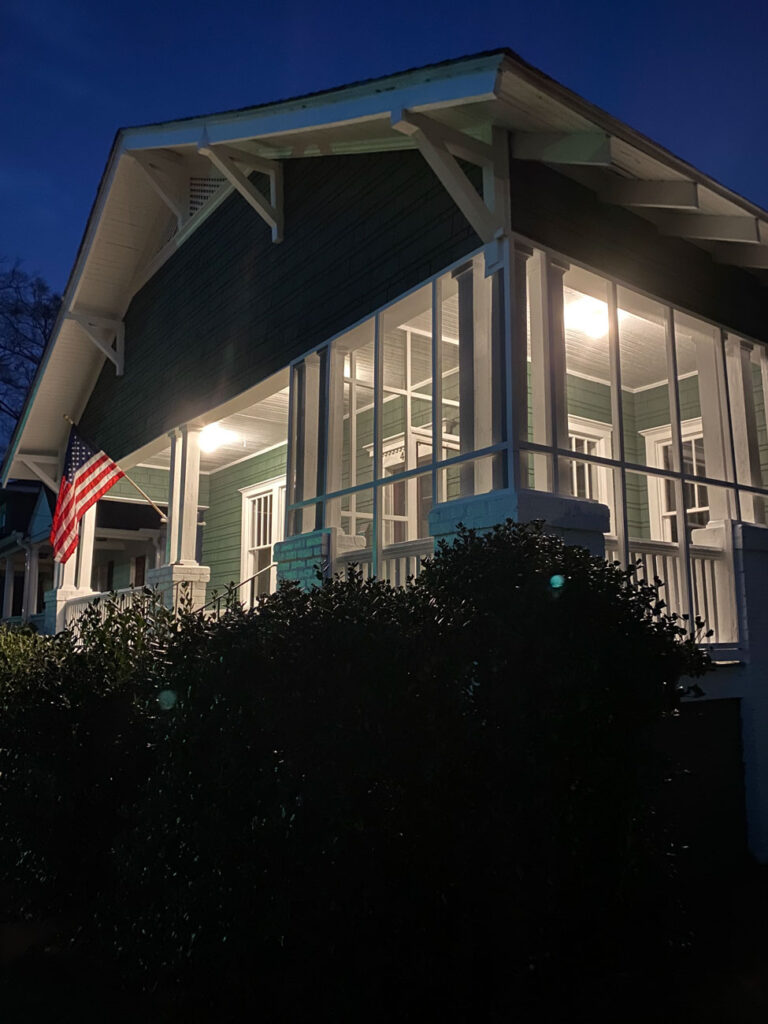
top-left (0, 522), bottom-right (710, 1019)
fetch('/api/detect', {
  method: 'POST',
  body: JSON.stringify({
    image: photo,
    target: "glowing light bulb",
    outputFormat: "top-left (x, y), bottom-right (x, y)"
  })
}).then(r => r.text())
top-left (199, 422), bottom-right (238, 453)
top-left (565, 296), bottom-right (629, 339)
top-left (565, 296), bottom-right (609, 338)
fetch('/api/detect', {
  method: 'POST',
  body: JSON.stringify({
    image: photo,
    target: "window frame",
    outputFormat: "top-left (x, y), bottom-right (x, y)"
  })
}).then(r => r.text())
top-left (641, 418), bottom-right (707, 541)
top-left (239, 476), bottom-right (285, 603)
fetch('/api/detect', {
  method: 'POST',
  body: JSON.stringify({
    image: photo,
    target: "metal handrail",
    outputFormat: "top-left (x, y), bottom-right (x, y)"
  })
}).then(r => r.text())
top-left (198, 562), bottom-right (277, 615)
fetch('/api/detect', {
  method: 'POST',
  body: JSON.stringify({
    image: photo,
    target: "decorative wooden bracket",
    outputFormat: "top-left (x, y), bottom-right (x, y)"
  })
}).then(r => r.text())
top-left (128, 149), bottom-right (188, 229)
top-left (391, 109), bottom-right (503, 246)
top-left (17, 454), bottom-right (60, 493)
top-left (197, 132), bottom-right (284, 242)
top-left (65, 310), bottom-right (125, 375)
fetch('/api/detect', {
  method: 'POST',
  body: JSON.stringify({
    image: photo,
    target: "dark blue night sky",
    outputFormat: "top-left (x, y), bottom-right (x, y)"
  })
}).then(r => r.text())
top-left (2, 0), bottom-right (768, 293)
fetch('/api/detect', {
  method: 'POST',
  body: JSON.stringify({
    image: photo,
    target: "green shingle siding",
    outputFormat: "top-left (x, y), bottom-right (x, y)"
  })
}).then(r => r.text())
top-left (79, 152), bottom-right (481, 462)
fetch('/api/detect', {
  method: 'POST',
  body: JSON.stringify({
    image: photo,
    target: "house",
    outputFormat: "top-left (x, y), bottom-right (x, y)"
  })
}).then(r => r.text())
top-left (0, 482), bottom-right (56, 628)
top-left (3, 47), bottom-right (768, 856)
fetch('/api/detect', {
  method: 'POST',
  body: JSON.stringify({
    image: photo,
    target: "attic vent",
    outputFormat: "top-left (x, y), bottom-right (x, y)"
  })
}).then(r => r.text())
top-left (189, 176), bottom-right (226, 217)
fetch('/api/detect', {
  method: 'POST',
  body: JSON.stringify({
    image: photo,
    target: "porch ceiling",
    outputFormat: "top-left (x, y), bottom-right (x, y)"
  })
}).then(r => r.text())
top-left (141, 387), bottom-right (289, 475)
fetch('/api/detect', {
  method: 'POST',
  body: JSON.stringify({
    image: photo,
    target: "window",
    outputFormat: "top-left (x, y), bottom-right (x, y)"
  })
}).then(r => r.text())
top-left (240, 478), bottom-right (285, 605)
top-left (567, 415), bottom-right (612, 509)
top-left (641, 419), bottom-right (709, 542)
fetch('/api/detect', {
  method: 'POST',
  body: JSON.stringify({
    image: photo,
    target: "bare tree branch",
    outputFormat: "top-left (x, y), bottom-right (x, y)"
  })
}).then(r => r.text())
top-left (0, 260), bottom-right (59, 448)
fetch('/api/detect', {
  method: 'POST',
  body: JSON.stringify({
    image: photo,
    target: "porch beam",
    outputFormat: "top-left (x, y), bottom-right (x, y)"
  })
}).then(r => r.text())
top-left (600, 179), bottom-right (700, 209)
top-left (512, 131), bottom-right (613, 166)
top-left (712, 243), bottom-right (768, 268)
top-left (657, 213), bottom-right (761, 243)
top-left (198, 135), bottom-right (283, 242)
top-left (65, 311), bottom-right (125, 375)
top-left (391, 109), bottom-right (503, 244)
top-left (129, 149), bottom-right (188, 228)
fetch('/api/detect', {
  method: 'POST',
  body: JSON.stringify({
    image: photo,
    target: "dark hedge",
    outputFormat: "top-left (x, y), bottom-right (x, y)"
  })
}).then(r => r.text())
top-left (0, 521), bottom-right (711, 1020)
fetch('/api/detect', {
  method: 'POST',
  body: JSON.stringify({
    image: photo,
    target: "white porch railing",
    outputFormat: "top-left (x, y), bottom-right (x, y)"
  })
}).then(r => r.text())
top-left (605, 536), bottom-right (734, 644)
top-left (63, 586), bottom-right (148, 629)
top-left (333, 538), bottom-right (434, 585)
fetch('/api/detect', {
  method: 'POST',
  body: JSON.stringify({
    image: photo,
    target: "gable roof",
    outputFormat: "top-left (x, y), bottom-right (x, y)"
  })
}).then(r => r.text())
top-left (6, 47), bottom-right (768, 487)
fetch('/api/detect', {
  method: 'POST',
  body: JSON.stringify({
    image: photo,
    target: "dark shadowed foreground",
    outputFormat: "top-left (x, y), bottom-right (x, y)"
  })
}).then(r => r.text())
top-left (0, 522), bottom-right (718, 1021)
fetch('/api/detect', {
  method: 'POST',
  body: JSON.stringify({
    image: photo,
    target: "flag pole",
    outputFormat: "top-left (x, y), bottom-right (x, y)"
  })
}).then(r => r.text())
top-left (63, 414), bottom-right (168, 522)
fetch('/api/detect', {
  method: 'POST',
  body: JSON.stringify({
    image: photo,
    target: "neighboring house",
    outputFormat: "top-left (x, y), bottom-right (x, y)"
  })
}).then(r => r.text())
top-left (3, 48), bottom-right (768, 855)
top-left (0, 483), bottom-right (55, 629)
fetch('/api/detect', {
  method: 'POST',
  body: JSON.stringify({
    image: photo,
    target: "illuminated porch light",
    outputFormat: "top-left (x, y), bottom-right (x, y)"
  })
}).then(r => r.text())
top-left (199, 422), bottom-right (238, 453)
top-left (565, 295), bottom-right (627, 339)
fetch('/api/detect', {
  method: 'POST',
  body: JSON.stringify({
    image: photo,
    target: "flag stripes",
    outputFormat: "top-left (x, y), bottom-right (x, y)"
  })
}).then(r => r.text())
top-left (50, 429), bottom-right (124, 564)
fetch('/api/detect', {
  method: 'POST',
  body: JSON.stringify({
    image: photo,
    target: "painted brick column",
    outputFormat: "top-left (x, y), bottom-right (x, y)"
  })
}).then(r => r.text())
top-left (274, 528), bottom-right (333, 590)
top-left (428, 488), bottom-right (610, 557)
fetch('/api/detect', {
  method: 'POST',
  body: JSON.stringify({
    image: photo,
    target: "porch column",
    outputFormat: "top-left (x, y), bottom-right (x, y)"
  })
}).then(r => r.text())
top-left (21, 544), bottom-right (40, 621)
top-left (77, 505), bottom-right (96, 591)
top-left (146, 423), bottom-right (209, 609)
top-left (3, 557), bottom-right (14, 618)
top-left (177, 425), bottom-right (202, 564)
top-left (44, 548), bottom-right (78, 634)
top-left (726, 339), bottom-right (764, 523)
top-left (528, 251), bottom-right (569, 493)
top-left (164, 429), bottom-right (182, 563)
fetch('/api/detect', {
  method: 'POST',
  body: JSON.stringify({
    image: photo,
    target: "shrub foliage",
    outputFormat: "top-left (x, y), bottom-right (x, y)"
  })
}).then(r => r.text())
top-left (0, 522), bottom-right (710, 1018)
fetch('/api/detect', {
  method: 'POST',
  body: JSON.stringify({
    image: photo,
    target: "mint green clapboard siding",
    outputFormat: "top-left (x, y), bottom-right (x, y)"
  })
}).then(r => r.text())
top-left (106, 466), bottom-right (171, 505)
top-left (202, 445), bottom-right (287, 595)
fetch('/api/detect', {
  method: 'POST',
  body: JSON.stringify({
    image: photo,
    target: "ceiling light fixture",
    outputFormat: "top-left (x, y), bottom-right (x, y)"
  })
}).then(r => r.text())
top-left (565, 295), bottom-right (628, 339)
top-left (199, 422), bottom-right (238, 453)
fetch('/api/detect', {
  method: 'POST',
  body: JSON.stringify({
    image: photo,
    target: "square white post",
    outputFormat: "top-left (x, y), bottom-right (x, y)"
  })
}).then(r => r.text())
top-left (301, 354), bottom-right (321, 534)
top-left (726, 339), bottom-right (764, 523)
top-left (177, 425), bottom-right (202, 564)
top-left (165, 429), bottom-right (182, 563)
top-left (3, 556), bottom-right (14, 618)
top-left (77, 505), bottom-right (97, 591)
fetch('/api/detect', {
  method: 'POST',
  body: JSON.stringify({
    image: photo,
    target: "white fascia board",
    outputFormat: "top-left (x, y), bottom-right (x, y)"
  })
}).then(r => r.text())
top-left (497, 54), bottom-right (768, 226)
top-left (1, 138), bottom-right (127, 487)
top-left (121, 62), bottom-right (503, 152)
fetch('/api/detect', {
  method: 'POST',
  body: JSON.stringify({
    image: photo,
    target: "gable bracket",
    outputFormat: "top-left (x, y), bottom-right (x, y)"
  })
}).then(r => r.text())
top-left (65, 311), bottom-right (125, 376)
top-left (391, 108), bottom-right (504, 246)
top-left (198, 134), bottom-right (283, 242)
top-left (129, 149), bottom-right (188, 229)
top-left (17, 454), bottom-right (60, 494)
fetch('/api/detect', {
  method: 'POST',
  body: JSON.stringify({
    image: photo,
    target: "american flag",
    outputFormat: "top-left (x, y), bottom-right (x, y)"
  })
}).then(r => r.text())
top-left (50, 428), bottom-right (124, 564)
